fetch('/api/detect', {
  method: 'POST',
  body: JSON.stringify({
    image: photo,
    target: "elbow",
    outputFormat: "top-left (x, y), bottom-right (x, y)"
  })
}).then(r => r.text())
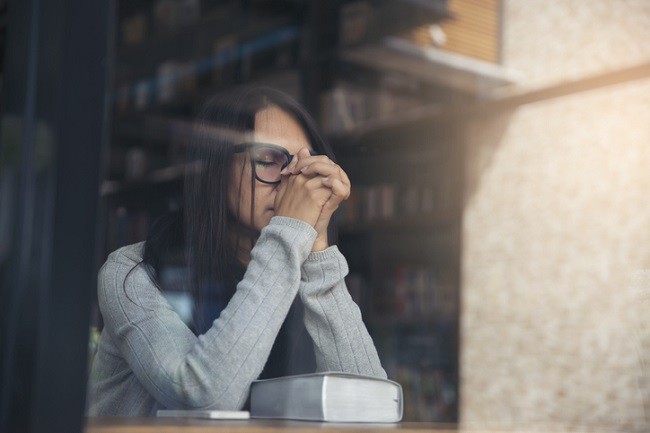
top-left (160, 384), bottom-right (247, 411)
top-left (162, 362), bottom-right (249, 411)
top-left (181, 384), bottom-right (247, 411)
top-left (195, 396), bottom-right (246, 411)
top-left (178, 390), bottom-right (247, 411)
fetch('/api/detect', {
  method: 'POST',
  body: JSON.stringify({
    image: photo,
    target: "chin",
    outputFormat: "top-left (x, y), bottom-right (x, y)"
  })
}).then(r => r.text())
top-left (257, 214), bottom-right (273, 230)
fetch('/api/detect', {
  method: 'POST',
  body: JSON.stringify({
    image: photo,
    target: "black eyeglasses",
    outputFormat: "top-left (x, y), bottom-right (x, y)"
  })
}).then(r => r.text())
top-left (232, 142), bottom-right (319, 185)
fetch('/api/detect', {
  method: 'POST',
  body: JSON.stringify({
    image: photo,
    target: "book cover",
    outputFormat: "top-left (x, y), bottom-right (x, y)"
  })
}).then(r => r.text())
top-left (250, 372), bottom-right (403, 423)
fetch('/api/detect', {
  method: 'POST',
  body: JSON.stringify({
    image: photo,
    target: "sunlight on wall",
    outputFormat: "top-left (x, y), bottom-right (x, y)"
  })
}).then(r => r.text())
top-left (460, 2), bottom-right (650, 430)
top-left (462, 79), bottom-right (650, 431)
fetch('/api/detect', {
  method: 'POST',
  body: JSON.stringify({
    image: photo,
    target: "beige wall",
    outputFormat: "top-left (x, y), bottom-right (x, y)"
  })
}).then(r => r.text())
top-left (503, 0), bottom-right (650, 89)
top-left (460, 1), bottom-right (650, 431)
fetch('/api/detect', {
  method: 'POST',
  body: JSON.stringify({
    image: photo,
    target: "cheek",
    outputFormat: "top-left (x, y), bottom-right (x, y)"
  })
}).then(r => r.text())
top-left (260, 179), bottom-right (280, 202)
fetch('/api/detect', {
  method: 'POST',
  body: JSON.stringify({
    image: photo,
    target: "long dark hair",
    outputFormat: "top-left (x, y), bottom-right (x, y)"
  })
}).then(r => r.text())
top-left (141, 86), bottom-right (338, 333)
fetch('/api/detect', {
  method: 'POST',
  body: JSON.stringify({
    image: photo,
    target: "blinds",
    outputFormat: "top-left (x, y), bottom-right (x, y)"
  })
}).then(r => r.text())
top-left (407, 0), bottom-right (500, 64)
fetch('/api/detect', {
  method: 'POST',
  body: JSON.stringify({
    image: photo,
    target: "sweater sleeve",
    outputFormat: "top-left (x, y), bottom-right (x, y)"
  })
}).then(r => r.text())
top-left (299, 245), bottom-right (387, 379)
top-left (98, 216), bottom-right (316, 410)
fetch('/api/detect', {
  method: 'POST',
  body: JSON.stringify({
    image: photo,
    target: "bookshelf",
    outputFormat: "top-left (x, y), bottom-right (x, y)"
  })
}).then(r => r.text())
top-left (340, 36), bottom-right (519, 94)
top-left (102, 0), bottom-right (307, 255)
top-left (330, 119), bottom-right (463, 421)
top-left (102, 0), bottom-right (513, 422)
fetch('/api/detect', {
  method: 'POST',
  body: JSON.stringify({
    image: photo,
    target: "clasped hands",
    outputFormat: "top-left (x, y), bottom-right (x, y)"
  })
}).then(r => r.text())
top-left (273, 148), bottom-right (351, 252)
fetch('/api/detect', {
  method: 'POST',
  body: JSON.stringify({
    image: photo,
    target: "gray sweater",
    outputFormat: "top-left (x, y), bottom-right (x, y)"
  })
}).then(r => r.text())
top-left (87, 216), bottom-right (386, 416)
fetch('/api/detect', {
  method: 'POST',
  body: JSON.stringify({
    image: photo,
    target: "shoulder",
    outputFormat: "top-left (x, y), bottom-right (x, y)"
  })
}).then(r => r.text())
top-left (98, 241), bottom-right (148, 286)
top-left (97, 242), bottom-right (157, 305)
top-left (105, 241), bottom-right (146, 267)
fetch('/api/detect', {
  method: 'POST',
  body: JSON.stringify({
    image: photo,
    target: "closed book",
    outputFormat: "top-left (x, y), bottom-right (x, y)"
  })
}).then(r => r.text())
top-left (250, 372), bottom-right (403, 423)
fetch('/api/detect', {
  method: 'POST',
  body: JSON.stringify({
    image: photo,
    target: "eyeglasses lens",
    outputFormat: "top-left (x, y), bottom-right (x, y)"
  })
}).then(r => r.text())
top-left (251, 147), bottom-right (288, 183)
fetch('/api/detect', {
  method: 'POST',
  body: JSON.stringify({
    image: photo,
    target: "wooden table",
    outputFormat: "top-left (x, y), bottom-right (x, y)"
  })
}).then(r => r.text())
top-left (85, 418), bottom-right (645, 433)
top-left (85, 418), bottom-right (459, 433)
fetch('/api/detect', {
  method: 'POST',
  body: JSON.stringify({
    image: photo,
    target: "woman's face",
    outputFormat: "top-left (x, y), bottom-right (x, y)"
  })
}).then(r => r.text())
top-left (228, 105), bottom-right (313, 232)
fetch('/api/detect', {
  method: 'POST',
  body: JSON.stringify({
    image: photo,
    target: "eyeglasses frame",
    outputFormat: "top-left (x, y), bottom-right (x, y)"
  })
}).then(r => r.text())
top-left (232, 142), bottom-right (319, 185)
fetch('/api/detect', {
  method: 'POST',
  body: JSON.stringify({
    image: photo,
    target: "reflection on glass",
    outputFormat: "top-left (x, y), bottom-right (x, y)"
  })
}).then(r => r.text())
top-left (86, 87), bottom-right (387, 417)
top-left (83, 0), bottom-right (650, 430)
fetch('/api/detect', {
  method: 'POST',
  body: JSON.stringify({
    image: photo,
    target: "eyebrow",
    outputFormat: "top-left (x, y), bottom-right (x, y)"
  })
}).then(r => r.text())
top-left (247, 142), bottom-right (316, 155)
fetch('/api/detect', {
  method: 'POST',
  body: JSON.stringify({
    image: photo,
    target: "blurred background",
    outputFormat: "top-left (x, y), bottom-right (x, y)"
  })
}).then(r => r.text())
top-left (1, 0), bottom-right (649, 432)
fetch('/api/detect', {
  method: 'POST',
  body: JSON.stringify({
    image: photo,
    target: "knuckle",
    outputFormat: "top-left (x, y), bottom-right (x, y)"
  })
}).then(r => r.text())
top-left (315, 155), bottom-right (334, 165)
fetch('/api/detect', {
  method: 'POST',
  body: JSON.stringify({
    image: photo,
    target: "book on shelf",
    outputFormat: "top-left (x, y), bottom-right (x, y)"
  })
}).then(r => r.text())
top-left (374, 264), bottom-right (456, 319)
top-left (394, 364), bottom-right (456, 422)
top-left (121, 13), bottom-right (148, 47)
top-left (338, 0), bottom-right (450, 48)
top-left (116, 25), bottom-right (299, 114)
top-left (320, 82), bottom-right (423, 134)
top-left (339, 1), bottom-right (372, 47)
top-left (250, 372), bottom-right (403, 423)
top-left (152, 0), bottom-right (200, 35)
top-left (156, 60), bottom-right (198, 104)
top-left (344, 184), bottom-right (397, 224)
top-left (337, 181), bottom-right (453, 226)
top-left (320, 84), bottom-right (365, 133)
top-left (371, 325), bottom-right (457, 421)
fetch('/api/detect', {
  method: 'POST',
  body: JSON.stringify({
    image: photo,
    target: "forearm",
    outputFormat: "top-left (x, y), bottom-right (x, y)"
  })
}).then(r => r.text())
top-left (299, 246), bottom-right (387, 378)
top-left (101, 217), bottom-right (317, 410)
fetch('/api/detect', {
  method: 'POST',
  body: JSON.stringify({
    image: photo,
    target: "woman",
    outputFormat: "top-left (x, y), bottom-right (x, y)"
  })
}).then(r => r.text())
top-left (87, 87), bottom-right (386, 417)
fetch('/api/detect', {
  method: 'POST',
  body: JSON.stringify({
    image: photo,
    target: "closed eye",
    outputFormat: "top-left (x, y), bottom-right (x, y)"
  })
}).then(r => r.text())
top-left (255, 160), bottom-right (277, 167)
